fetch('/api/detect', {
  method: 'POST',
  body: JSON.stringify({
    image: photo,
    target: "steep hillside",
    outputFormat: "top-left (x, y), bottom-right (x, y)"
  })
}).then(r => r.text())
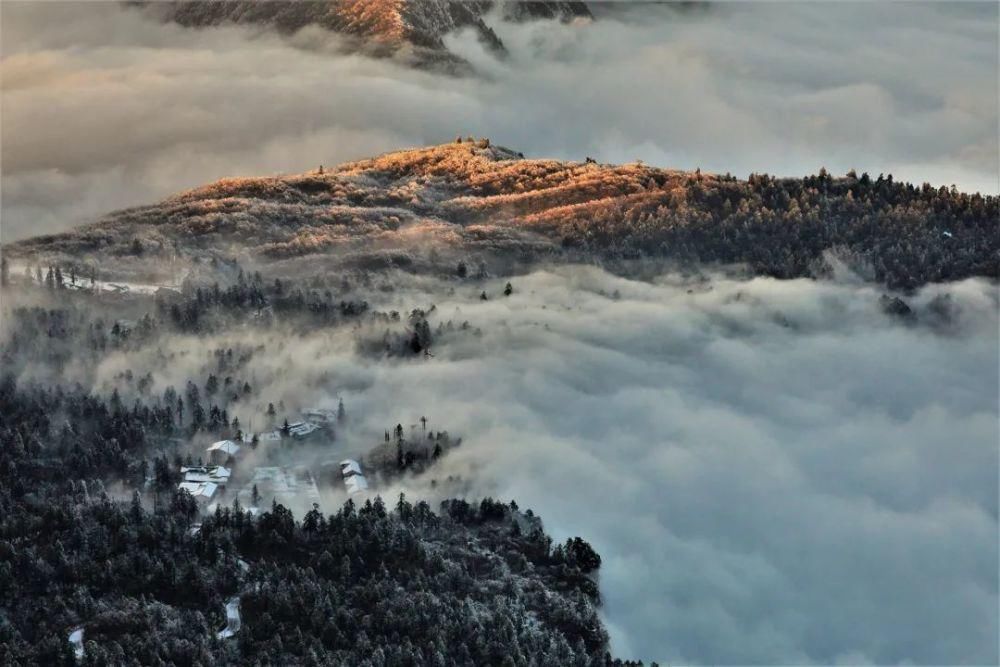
top-left (7, 140), bottom-right (997, 289)
top-left (137, 0), bottom-right (592, 70)
top-left (0, 376), bottom-right (614, 665)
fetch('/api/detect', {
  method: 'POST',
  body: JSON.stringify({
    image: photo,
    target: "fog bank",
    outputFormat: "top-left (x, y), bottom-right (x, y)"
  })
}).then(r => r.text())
top-left (355, 268), bottom-right (999, 664)
top-left (2, 1), bottom-right (997, 240)
top-left (77, 266), bottom-right (1000, 664)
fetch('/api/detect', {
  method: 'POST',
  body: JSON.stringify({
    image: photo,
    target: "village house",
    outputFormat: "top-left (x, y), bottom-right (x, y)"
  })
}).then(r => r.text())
top-left (181, 465), bottom-right (232, 487)
top-left (340, 459), bottom-right (369, 495)
top-left (302, 408), bottom-right (337, 425)
top-left (178, 481), bottom-right (219, 504)
top-left (345, 475), bottom-right (369, 494)
top-left (340, 459), bottom-right (362, 477)
top-left (287, 421), bottom-right (321, 439)
top-left (207, 439), bottom-right (242, 465)
top-left (178, 466), bottom-right (231, 504)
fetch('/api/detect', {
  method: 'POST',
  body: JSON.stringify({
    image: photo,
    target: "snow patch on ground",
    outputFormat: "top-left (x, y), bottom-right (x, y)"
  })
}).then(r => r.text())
top-left (216, 597), bottom-right (241, 640)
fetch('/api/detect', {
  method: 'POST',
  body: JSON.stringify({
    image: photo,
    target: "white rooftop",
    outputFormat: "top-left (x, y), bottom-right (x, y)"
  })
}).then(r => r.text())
top-left (303, 408), bottom-right (337, 423)
top-left (181, 466), bottom-right (231, 484)
top-left (208, 440), bottom-right (241, 456)
top-left (288, 422), bottom-right (320, 437)
top-left (69, 627), bottom-right (84, 660)
top-left (178, 481), bottom-right (218, 500)
top-left (345, 475), bottom-right (369, 494)
top-left (340, 460), bottom-right (362, 477)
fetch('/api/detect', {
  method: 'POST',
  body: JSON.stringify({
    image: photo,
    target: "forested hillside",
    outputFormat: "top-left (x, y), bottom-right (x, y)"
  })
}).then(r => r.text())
top-left (0, 276), bottom-right (638, 665)
top-left (8, 142), bottom-right (996, 290)
top-left (0, 381), bottom-right (609, 666)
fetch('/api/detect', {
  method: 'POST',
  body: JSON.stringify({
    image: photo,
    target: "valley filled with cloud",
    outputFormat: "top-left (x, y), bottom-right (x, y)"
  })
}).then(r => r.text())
top-left (68, 265), bottom-right (999, 663)
top-left (2, 2), bottom-right (997, 663)
top-left (311, 268), bottom-right (1000, 663)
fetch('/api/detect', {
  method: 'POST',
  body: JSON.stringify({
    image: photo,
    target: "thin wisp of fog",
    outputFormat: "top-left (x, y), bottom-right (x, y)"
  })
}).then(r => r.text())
top-left (65, 266), bottom-right (997, 664)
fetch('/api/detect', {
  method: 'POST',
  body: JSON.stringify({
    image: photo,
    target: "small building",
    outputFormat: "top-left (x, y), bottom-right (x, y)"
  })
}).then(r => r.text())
top-left (178, 481), bottom-right (218, 503)
top-left (303, 408), bottom-right (337, 424)
top-left (207, 440), bottom-right (241, 464)
top-left (288, 421), bottom-right (320, 439)
top-left (340, 459), bottom-right (362, 477)
top-left (345, 475), bottom-right (369, 494)
top-left (338, 459), bottom-right (368, 494)
top-left (181, 465), bottom-right (231, 487)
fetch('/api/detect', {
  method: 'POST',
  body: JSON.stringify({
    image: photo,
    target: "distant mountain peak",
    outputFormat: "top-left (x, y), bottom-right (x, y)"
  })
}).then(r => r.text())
top-left (137, 0), bottom-right (592, 70)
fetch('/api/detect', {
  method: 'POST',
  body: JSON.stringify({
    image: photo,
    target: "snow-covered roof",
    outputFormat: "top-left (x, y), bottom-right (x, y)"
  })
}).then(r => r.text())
top-left (208, 440), bottom-right (241, 456)
top-left (68, 627), bottom-right (85, 660)
top-left (217, 597), bottom-right (241, 640)
top-left (178, 481), bottom-right (218, 500)
top-left (257, 430), bottom-right (282, 441)
top-left (303, 408), bottom-right (337, 423)
top-left (340, 460), bottom-right (362, 477)
top-left (345, 475), bottom-right (369, 494)
top-left (288, 421), bottom-right (320, 437)
top-left (181, 466), bottom-right (231, 484)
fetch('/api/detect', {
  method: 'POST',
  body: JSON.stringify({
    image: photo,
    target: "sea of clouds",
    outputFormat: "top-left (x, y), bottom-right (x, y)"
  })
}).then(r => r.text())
top-left (347, 267), bottom-right (999, 664)
top-left (2, 1), bottom-right (997, 240)
top-left (82, 265), bottom-right (999, 664)
top-left (4, 2), bottom-right (998, 661)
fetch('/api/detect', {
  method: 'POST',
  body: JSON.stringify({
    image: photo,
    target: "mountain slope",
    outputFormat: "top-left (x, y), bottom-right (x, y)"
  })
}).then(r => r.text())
top-left (7, 141), bottom-right (998, 289)
top-left (138, 0), bottom-right (592, 69)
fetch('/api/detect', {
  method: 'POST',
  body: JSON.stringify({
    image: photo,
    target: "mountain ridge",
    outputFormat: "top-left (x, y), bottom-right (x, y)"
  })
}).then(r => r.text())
top-left (6, 141), bottom-right (998, 290)
top-left (135, 0), bottom-right (593, 70)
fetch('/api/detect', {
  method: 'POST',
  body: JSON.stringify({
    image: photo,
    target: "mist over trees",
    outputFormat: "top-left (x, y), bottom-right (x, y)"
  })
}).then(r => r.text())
top-left (0, 264), bottom-right (645, 666)
top-left (1, 242), bottom-right (997, 664)
top-left (0, 362), bottom-right (625, 665)
top-left (1, 2), bottom-right (997, 661)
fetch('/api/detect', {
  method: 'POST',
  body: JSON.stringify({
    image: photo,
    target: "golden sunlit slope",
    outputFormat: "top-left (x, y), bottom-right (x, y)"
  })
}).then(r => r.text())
top-left (7, 141), bottom-right (997, 289)
top-left (144, 1), bottom-right (591, 70)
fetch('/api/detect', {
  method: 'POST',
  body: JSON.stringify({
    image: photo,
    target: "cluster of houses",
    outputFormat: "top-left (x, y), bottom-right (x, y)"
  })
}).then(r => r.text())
top-left (169, 404), bottom-right (395, 514)
top-left (176, 406), bottom-right (338, 509)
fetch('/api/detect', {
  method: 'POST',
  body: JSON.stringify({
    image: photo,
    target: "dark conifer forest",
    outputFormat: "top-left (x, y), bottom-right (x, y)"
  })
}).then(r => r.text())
top-left (0, 277), bottom-right (644, 666)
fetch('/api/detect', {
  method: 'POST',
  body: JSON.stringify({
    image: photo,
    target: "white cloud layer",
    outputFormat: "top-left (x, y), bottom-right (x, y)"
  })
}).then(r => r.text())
top-left (3, 1), bottom-right (998, 661)
top-left (348, 268), bottom-right (999, 664)
top-left (81, 266), bottom-right (1000, 664)
top-left (2, 1), bottom-right (997, 241)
